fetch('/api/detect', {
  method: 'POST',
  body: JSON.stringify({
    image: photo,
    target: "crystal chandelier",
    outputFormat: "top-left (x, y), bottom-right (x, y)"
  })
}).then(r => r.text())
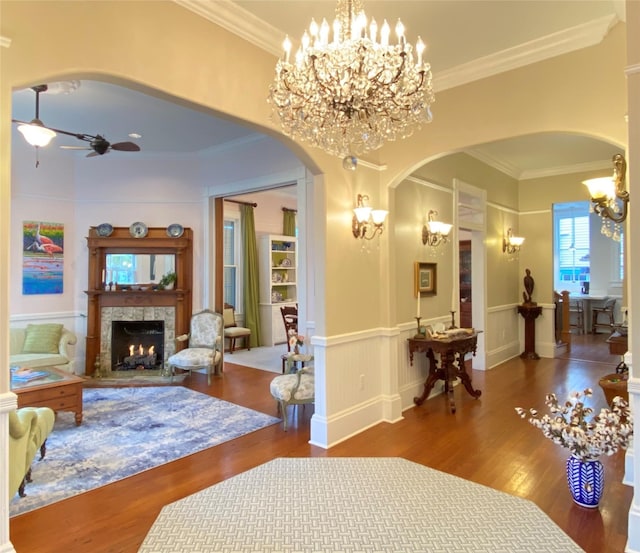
top-left (268, 0), bottom-right (434, 159)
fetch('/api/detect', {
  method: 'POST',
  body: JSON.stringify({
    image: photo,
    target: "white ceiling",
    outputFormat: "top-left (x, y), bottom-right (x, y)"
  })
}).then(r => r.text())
top-left (11, 0), bottom-right (626, 177)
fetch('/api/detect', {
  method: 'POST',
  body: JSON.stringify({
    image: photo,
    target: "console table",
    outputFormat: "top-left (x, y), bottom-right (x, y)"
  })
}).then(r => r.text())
top-left (408, 332), bottom-right (482, 414)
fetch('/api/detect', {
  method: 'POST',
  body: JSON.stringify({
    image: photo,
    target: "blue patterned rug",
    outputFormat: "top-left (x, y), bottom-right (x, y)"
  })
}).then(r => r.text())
top-left (10, 386), bottom-right (280, 517)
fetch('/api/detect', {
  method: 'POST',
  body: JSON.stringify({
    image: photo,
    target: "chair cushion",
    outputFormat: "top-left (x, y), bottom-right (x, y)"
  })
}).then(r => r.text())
top-left (168, 348), bottom-right (221, 369)
top-left (270, 369), bottom-right (315, 402)
top-left (224, 327), bottom-right (251, 338)
top-left (22, 323), bottom-right (63, 354)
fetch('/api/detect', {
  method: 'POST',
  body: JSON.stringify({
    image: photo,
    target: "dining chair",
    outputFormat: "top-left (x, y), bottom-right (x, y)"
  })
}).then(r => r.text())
top-left (592, 298), bottom-right (616, 334)
top-left (223, 303), bottom-right (251, 353)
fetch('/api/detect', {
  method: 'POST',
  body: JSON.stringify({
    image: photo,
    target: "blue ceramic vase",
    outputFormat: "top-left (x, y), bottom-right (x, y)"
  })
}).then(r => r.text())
top-left (566, 454), bottom-right (604, 508)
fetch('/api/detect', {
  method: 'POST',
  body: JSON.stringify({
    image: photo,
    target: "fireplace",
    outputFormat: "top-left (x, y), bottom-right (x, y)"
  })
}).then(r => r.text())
top-left (99, 306), bottom-right (177, 376)
top-left (111, 321), bottom-right (164, 371)
top-left (85, 226), bottom-right (193, 377)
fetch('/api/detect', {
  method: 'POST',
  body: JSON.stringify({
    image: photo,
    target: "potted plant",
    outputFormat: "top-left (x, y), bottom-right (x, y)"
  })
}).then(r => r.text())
top-left (515, 388), bottom-right (632, 508)
top-left (158, 272), bottom-right (177, 290)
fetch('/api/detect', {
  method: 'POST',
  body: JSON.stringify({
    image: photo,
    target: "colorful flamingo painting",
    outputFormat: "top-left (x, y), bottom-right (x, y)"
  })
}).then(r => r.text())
top-left (23, 220), bottom-right (64, 294)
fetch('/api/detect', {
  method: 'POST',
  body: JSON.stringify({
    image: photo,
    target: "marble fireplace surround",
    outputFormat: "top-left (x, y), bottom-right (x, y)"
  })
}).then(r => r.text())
top-left (99, 306), bottom-right (176, 376)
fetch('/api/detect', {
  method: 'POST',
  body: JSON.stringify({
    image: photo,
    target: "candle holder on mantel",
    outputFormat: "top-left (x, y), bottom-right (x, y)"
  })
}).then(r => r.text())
top-left (449, 311), bottom-right (457, 330)
top-left (414, 316), bottom-right (425, 339)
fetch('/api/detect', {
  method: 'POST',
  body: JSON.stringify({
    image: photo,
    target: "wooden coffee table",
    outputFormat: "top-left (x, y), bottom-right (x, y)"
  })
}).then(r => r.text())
top-left (11, 366), bottom-right (85, 425)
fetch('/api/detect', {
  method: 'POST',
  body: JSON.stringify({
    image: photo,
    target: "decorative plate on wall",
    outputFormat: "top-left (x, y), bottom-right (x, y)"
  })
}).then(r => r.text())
top-left (166, 223), bottom-right (184, 238)
top-left (129, 221), bottom-right (148, 238)
top-left (96, 223), bottom-right (113, 237)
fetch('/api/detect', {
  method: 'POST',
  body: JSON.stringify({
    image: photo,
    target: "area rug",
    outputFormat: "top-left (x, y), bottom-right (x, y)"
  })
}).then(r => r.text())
top-left (224, 346), bottom-right (286, 373)
top-left (10, 387), bottom-right (280, 517)
top-left (141, 458), bottom-right (583, 552)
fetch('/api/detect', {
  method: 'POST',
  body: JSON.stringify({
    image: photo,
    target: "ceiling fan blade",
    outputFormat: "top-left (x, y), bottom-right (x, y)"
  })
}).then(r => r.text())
top-left (86, 151), bottom-right (104, 158)
top-left (60, 145), bottom-right (91, 150)
top-left (111, 141), bottom-right (141, 152)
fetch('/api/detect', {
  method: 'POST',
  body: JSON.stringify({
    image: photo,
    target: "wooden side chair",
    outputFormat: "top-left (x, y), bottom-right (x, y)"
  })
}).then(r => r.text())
top-left (223, 303), bottom-right (251, 353)
top-left (592, 298), bottom-right (616, 334)
top-left (280, 305), bottom-right (298, 351)
top-left (568, 299), bottom-right (584, 334)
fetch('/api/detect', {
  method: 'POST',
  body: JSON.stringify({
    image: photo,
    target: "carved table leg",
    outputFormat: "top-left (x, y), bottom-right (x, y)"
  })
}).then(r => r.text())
top-left (414, 350), bottom-right (441, 406)
top-left (457, 354), bottom-right (482, 399)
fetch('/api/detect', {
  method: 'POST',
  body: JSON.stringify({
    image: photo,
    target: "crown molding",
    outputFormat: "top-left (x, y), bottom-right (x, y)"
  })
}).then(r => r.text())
top-left (519, 159), bottom-right (613, 180)
top-left (174, 0), bottom-right (282, 57)
top-left (0, 35), bottom-right (11, 48)
top-left (467, 150), bottom-right (613, 181)
top-left (174, 2), bottom-right (620, 92)
top-left (465, 150), bottom-right (521, 179)
top-left (428, 13), bottom-right (618, 92)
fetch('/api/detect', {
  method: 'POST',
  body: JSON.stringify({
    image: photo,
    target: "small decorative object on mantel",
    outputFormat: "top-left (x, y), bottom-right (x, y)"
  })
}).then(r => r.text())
top-left (516, 388), bottom-right (632, 508)
top-left (166, 223), bottom-right (184, 238)
top-left (522, 268), bottom-right (536, 305)
top-left (158, 271), bottom-right (177, 290)
top-left (96, 223), bottom-right (113, 237)
top-left (129, 221), bottom-right (148, 238)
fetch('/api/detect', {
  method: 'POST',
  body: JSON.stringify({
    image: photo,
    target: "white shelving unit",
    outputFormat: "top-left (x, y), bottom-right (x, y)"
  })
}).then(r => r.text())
top-left (259, 234), bottom-right (297, 346)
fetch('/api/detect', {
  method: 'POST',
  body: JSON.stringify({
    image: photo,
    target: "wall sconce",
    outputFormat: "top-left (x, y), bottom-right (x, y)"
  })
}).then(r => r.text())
top-left (352, 194), bottom-right (388, 240)
top-left (583, 153), bottom-right (628, 225)
top-left (502, 228), bottom-right (525, 254)
top-left (422, 210), bottom-right (452, 247)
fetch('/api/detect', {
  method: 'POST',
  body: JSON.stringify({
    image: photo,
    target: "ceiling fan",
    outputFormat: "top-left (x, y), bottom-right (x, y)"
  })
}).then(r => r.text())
top-left (58, 134), bottom-right (140, 157)
top-left (12, 84), bottom-right (141, 157)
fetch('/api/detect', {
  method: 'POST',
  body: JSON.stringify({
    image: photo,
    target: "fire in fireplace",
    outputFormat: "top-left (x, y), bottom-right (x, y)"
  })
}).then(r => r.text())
top-left (111, 321), bottom-right (164, 371)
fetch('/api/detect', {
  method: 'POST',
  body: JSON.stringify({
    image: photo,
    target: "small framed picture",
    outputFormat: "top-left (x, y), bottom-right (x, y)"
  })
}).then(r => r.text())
top-left (415, 262), bottom-right (437, 296)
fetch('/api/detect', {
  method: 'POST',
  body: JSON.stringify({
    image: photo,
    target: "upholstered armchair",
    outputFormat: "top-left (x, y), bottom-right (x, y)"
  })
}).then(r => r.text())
top-left (270, 354), bottom-right (314, 431)
top-left (167, 309), bottom-right (224, 385)
top-left (9, 407), bottom-right (55, 499)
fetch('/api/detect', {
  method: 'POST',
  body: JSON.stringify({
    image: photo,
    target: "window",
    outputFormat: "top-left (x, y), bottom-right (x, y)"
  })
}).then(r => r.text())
top-left (553, 201), bottom-right (624, 293)
top-left (223, 217), bottom-right (240, 308)
top-left (555, 205), bottom-right (590, 285)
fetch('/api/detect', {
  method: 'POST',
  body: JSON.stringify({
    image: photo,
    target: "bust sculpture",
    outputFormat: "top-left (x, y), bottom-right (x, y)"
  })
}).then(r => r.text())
top-left (523, 268), bottom-right (536, 305)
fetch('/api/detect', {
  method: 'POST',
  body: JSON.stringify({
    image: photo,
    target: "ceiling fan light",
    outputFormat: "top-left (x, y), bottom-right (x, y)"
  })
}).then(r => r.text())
top-left (17, 119), bottom-right (57, 147)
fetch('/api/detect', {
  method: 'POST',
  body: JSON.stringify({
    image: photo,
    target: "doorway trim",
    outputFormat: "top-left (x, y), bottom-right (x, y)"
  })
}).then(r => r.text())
top-left (454, 178), bottom-right (487, 370)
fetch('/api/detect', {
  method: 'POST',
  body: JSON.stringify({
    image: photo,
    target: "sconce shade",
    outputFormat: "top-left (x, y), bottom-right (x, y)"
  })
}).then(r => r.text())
top-left (371, 209), bottom-right (389, 225)
top-left (426, 220), bottom-right (452, 236)
top-left (583, 177), bottom-right (616, 201)
top-left (354, 205), bottom-right (372, 223)
top-left (17, 119), bottom-right (57, 147)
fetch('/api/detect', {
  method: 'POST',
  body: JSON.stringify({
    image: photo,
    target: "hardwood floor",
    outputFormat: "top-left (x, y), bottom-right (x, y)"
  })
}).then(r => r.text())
top-left (10, 334), bottom-right (631, 553)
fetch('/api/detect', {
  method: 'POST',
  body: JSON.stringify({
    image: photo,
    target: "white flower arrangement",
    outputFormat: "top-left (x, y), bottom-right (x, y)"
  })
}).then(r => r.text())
top-left (288, 328), bottom-right (304, 350)
top-left (515, 388), bottom-right (633, 462)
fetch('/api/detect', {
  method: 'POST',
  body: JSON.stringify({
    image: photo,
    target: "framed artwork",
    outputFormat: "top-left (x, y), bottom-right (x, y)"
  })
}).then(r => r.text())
top-left (22, 221), bottom-right (64, 295)
top-left (415, 262), bottom-right (437, 296)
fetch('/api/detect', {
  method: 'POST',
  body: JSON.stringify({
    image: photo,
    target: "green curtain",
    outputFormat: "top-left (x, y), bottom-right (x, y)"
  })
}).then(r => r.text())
top-left (242, 205), bottom-right (261, 347)
top-left (283, 210), bottom-right (296, 237)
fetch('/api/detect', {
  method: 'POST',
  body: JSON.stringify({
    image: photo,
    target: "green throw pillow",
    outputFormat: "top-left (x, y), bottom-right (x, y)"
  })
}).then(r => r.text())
top-left (22, 323), bottom-right (63, 354)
